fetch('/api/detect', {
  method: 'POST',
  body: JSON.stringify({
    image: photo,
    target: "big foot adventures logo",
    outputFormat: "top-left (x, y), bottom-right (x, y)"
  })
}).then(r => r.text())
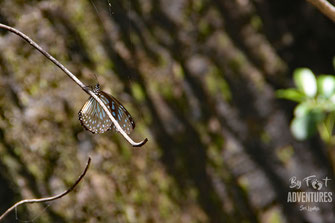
top-left (287, 175), bottom-right (332, 212)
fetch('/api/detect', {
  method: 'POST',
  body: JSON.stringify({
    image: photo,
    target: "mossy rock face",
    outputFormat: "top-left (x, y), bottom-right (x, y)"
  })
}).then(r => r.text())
top-left (0, 0), bottom-right (335, 222)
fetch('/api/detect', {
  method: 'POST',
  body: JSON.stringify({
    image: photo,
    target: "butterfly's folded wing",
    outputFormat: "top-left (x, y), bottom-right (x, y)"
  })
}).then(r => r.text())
top-left (78, 97), bottom-right (113, 134)
top-left (100, 91), bottom-right (135, 134)
top-left (78, 91), bottom-right (135, 134)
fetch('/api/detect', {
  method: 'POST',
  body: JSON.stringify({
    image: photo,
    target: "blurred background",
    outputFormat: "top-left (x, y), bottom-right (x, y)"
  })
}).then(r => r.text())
top-left (1, 0), bottom-right (335, 222)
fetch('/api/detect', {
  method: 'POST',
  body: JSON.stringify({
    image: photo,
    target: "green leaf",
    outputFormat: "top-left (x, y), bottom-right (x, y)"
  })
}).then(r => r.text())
top-left (294, 102), bottom-right (310, 117)
top-left (317, 75), bottom-right (335, 97)
top-left (276, 89), bottom-right (305, 102)
top-left (290, 110), bottom-right (324, 140)
top-left (293, 68), bottom-right (317, 97)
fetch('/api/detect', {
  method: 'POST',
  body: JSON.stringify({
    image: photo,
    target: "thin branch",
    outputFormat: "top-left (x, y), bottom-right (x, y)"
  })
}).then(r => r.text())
top-left (0, 157), bottom-right (91, 222)
top-left (0, 23), bottom-right (148, 147)
top-left (306, 0), bottom-right (335, 23)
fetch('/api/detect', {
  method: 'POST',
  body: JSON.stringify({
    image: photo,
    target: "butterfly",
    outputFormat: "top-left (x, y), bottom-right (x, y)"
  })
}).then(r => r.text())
top-left (78, 84), bottom-right (135, 134)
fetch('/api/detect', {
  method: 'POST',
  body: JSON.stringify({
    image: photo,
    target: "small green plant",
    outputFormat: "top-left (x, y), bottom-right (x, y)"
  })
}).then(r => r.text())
top-left (277, 68), bottom-right (335, 144)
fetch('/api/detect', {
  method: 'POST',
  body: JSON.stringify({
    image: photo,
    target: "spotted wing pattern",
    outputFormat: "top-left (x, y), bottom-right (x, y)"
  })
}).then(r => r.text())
top-left (100, 91), bottom-right (135, 134)
top-left (78, 87), bottom-right (135, 134)
top-left (78, 96), bottom-right (112, 134)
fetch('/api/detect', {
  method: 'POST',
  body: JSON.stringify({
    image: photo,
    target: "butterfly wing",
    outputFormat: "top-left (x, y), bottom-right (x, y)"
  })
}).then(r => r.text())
top-left (99, 91), bottom-right (135, 134)
top-left (78, 91), bottom-right (135, 134)
top-left (78, 96), bottom-right (113, 134)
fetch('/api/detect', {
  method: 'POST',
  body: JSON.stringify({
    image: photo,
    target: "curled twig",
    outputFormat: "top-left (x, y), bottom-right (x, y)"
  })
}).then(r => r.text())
top-left (0, 23), bottom-right (148, 147)
top-left (306, 0), bottom-right (335, 23)
top-left (0, 157), bottom-right (91, 222)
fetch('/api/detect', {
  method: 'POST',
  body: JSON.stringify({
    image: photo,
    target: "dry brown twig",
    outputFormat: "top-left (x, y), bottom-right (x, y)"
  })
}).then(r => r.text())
top-left (0, 23), bottom-right (148, 147)
top-left (306, 0), bottom-right (335, 22)
top-left (0, 157), bottom-right (91, 222)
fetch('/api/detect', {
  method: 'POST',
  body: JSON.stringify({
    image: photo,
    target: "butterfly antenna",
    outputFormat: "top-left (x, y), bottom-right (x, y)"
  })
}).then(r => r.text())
top-left (90, 73), bottom-right (99, 85)
top-left (93, 73), bottom-right (99, 84)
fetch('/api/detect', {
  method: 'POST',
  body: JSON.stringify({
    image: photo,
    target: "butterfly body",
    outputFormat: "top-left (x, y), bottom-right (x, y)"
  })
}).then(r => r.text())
top-left (78, 84), bottom-right (135, 134)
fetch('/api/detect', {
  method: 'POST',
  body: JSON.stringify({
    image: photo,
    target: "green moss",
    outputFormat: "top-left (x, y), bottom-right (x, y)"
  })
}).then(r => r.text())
top-left (251, 15), bottom-right (263, 31)
top-left (276, 145), bottom-right (294, 164)
top-left (131, 83), bottom-right (145, 102)
top-left (206, 66), bottom-right (231, 101)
